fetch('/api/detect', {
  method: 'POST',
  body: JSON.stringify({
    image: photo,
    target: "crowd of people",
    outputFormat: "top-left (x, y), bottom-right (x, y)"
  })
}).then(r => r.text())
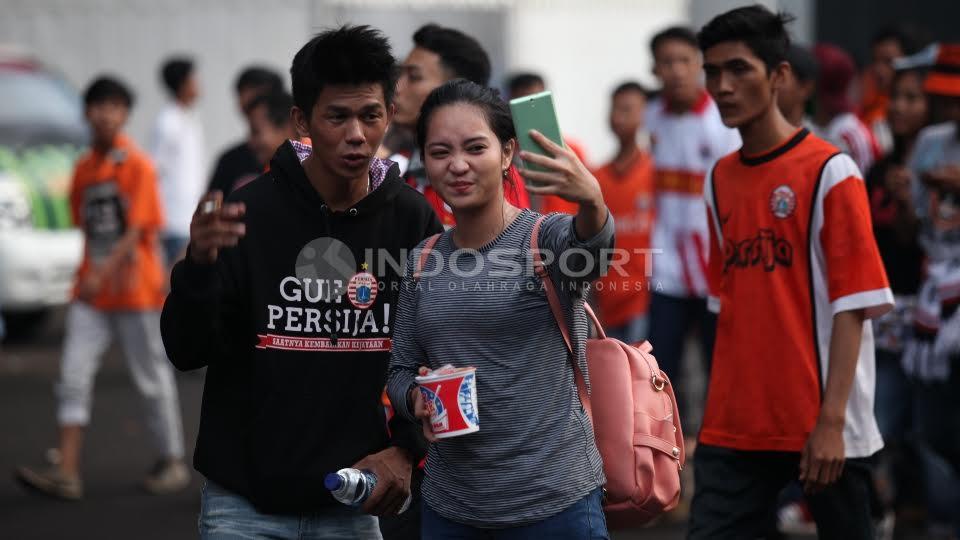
top-left (8, 4), bottom-right (960, 540)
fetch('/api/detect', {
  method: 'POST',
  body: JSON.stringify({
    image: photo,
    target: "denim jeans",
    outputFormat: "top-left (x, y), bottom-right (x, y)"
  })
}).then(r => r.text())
top-left (199, 481), bottom-right (382, 540)
top-left (421, 487), bottom-right (608, 539)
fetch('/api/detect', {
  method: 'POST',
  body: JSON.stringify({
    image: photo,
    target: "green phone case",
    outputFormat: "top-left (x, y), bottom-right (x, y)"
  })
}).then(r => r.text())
top-left (509, 90), bottom-right (564, 174)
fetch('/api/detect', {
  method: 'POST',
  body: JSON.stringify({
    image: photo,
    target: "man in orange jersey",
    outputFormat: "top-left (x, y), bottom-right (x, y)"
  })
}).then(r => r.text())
top-left (688, 7), bottom-right (893, 539)
top-left (592, 81), bottom-right (655, 343)
top-left (16, 77), bottom-right (188, 500)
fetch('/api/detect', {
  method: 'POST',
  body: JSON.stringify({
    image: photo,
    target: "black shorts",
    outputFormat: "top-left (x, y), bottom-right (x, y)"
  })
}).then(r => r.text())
top-left (688, 444), bottom-right (875, 540)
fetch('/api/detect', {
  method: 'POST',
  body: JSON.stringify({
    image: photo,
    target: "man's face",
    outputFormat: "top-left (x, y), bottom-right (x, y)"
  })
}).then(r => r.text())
top-left (85, 99), bottom-right (129, 146)
top-left (293, 83), bottom-right (393, 181)
top-left (871, 39), bottom-right (903, 94)
top-left (395, 47), bottom-right (448, 128)
top-left (248, 104), bottom-right (292, 167)
top-left (610, 90), bottom-right (646, 141)
top-left (178, 72), bottom-right (200, 106)
top-left (653, 39), bottom-right (703, 106)
top-left (237, 85), bottom-right (269, 116)
top-left (704, 41), bottom-right (782, 129)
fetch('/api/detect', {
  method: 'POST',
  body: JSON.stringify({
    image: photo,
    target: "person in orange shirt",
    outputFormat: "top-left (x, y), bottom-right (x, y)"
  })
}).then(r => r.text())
top-left (15, 77), bottom-right (188, 500)
top-left (691, 6), bottom-right (893, 538)
top-left (506, 71), bottom-right (584, 215)
top-left (593, 81), bottom-right (655, 343)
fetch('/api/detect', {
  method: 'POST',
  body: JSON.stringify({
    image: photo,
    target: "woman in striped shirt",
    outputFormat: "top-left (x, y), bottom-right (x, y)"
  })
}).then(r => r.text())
top-left (386, 79), bottom-right (613, 538)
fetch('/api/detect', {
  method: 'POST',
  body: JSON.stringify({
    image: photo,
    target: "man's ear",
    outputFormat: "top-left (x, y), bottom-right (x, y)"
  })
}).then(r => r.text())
top-left (291, 106), bottom-right (310, 138)
top-left (386, 102), bottom-right (396, 123)
top-left (771, 60), bottom-right (792, 94)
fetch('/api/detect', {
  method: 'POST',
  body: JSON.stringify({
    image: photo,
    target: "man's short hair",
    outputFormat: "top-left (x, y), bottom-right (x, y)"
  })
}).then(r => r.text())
top-left (235, 66), bottom-right (284, 95)
top-left (248, 91), bottom-right (294, 128)
top-left (507, 72), bottom-right (545, 96)
top-left (161, 57), bottom-right (194, 96)
top-left (650, 26), bottom-right (699, 57)
top-left (84, 76), bottom-right (134, 108)
top-left (697, 5), bottom-right (794, 72)
top-left (413, 24), bottom-right (491, 86)
top-left (612, 80), bottom-right (650, 100)
top-left (290, 25), bottom-right (397, 115)
top-left (786, 45), bottom-right (818, 83)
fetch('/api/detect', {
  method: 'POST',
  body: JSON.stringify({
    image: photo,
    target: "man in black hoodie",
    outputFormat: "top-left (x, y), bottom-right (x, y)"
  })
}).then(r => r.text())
top-left (161, 26), bottom-right (442, 539)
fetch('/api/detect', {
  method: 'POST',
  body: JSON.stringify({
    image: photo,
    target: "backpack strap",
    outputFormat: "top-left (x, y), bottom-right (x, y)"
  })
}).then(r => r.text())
top-left (413, 234), bottom-right (441, 280)
top-left (530, 215), bottom-right (593, 416)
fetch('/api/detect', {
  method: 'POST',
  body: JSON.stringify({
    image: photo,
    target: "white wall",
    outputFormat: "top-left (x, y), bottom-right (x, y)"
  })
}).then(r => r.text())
top-left (1, 0), bottom-right (310, 176)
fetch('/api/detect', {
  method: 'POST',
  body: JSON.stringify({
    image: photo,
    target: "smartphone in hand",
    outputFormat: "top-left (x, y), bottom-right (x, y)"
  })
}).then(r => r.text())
top-left (509, 91), bottom-right (564, 181)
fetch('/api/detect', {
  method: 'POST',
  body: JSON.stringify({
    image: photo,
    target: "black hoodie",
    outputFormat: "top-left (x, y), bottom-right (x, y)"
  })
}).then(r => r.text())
top-left (161, 140), bottom-right (442, 514)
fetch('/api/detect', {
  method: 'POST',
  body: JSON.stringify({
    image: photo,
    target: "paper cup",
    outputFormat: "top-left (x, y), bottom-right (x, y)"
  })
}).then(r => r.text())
top-left (415, 367), bottom-right (479, 438)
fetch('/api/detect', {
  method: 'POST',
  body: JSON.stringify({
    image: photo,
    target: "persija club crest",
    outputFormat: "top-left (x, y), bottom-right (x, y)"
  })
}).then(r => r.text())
top-left (770, 185), bottom-right (797, 219)
top-left (347, 269), bottom-right (378, 309)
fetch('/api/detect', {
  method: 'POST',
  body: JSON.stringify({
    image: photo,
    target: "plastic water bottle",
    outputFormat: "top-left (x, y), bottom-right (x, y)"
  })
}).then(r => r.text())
top-left (324, 468), bottom-right (411, 513)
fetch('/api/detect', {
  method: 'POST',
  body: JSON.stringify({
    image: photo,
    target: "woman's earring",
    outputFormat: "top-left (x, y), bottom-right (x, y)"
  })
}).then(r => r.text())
top-left (502, 169), bottom-right (509, 178)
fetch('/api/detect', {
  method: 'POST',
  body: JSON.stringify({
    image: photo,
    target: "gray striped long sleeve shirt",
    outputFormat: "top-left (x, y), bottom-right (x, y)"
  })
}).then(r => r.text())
top-left (387, 210), bottom-right (612, 528)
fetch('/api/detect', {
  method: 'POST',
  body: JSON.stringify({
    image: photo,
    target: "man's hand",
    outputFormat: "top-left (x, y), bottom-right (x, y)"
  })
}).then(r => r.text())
top-left (77, 270), bottom-right (103, 302)
top-left (799, 416), bottom-right (845, 494)
top-left (410, 385), bottom-right (438, 443)
top-left (350, 446), bottom-right (413, 516)
top-left (189, 191), bottom-right (246, 265)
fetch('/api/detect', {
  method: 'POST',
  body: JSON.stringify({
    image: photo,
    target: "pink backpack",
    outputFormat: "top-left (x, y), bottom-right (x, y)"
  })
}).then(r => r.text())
top-left (531, 215), bottom-right (685, 528)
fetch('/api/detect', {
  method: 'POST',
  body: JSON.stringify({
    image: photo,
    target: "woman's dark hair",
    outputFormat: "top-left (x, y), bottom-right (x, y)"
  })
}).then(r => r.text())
top-left (413, 24), bottom-right (491, 86)
top-left (290, 25), bottom-right (397, 115)
top-left (697, 5), bottom-right (794, 73)
top-left (84, 76), bottom-right (134, 108)
top-left (161, 57), bottom-right (194, 97)
top-left (416, 79), bottom-right (515, 155)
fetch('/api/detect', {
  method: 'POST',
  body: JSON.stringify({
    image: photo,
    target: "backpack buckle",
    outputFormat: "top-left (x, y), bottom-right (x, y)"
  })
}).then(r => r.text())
top-left (651, 374), bottom-right (665, 391)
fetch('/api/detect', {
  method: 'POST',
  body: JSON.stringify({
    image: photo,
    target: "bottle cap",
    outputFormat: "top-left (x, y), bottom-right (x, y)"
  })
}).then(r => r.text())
top-left (324, 473), bottom-right (343, 491)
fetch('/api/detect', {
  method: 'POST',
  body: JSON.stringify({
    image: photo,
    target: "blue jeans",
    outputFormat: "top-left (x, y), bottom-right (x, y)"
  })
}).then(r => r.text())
top-left (199, 481), bottom-right (382, 540)
top-left (421, 487), bottom-right (608, 539)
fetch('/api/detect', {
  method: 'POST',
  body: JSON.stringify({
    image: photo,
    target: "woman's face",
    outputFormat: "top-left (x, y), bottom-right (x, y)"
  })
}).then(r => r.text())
top-left (423, 103), bottom-right (514, 213)
top-left (888, 72), bottom-right (929, 138)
